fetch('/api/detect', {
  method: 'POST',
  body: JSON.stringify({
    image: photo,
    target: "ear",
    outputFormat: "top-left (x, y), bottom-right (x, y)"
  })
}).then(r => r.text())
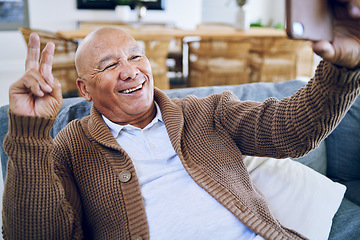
top-left (76, 78), bottom-right (92, 102)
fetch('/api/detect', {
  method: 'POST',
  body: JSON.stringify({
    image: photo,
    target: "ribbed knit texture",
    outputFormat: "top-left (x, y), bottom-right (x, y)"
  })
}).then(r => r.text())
top-left (3, 61), bottom-right (360, 239)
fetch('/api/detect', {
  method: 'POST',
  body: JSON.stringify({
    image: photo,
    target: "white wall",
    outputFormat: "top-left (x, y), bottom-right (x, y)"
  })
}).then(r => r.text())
top-left (0, 0), bottom-right (202, 107)
top-left (28, 0), bottom-right (203, 31)
top-left (201, 0), bottom-right (285, 27)
top-left (0, 0), bottom-right (284, 108)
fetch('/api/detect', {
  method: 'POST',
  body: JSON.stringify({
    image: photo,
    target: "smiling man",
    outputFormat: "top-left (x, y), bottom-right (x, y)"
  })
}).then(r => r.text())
top-left (2, 0), bottom-right (360, 239)
top-left (75, 28), bottom-right (156, 129)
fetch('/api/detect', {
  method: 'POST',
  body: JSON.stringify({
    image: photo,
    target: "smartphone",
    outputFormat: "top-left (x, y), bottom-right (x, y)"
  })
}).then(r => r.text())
top-left (285, 0), bottom-right (334, 41)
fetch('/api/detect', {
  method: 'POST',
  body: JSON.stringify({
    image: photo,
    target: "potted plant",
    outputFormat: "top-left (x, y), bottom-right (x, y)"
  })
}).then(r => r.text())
top-left (236, 0), bottom-right (247, 8)
top-left (234, 0), bottom-right (249, 30)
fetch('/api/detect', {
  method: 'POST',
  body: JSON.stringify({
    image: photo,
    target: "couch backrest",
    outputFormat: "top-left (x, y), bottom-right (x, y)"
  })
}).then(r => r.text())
top-left (0, 79), bottom-right (308, 179)
top-left (2, 79), bottom-right (358, 181)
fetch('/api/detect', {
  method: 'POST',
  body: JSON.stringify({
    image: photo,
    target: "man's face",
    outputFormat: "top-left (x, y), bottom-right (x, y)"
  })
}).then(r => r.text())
top-left (77, 29), bottom-right (155, 126)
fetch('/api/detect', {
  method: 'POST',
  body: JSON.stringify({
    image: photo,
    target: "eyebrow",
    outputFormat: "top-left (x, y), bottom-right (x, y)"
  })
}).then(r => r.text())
top-left (96, 46), bottom-right (145, 70)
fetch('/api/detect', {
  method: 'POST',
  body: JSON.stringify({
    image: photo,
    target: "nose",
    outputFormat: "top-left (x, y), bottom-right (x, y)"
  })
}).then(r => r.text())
top-left (118, 61), bottom-right (138, 81)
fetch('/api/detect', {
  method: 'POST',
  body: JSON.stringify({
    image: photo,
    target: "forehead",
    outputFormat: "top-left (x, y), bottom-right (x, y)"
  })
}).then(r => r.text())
top-left (91, 31), bottom-right (142, 53)
top-left (87, 31), bottom-right (144, 65)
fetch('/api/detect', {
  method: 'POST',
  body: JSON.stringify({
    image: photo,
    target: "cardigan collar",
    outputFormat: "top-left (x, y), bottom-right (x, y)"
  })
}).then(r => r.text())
top-left (86, 88), bottom-right (185, 155)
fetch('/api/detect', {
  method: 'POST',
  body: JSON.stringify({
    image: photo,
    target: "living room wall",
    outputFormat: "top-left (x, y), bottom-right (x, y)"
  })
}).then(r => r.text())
top-left (0, 0), bottom-right (203, 71)
top-left (0, 0), bottom-right (283, 107)
top-left (0, 0), bottom-right (203, 107)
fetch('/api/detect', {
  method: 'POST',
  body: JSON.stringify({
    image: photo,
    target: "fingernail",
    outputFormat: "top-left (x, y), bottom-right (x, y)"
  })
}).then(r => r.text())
top-left (44, 84), bottom-right (53, 92)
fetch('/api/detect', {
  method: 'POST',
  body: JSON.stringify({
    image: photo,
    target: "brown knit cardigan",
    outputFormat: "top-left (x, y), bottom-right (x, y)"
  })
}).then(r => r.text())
top-left (3, 61), bottom-right (360, 240)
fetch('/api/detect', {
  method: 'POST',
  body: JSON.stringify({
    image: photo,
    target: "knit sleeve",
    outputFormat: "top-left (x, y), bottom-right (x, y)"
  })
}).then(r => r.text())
top-left (2, 111), bottom-right (83, 239)
top-left (220, 61), bottom-right (360, 158)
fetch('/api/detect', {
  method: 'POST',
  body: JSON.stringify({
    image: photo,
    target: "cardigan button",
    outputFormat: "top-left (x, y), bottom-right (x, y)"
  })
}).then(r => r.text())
top-left (133, 237), bottom-right (143, 240)
top-left (119, 171), bottom-right (132, 183)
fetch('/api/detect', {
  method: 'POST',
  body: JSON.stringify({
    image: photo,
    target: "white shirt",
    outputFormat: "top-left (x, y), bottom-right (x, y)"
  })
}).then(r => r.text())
top-left (103, 103), bottom-right (265, 240)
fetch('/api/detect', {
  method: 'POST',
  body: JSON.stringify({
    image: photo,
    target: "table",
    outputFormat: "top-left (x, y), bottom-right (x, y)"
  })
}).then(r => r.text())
top-left (56, 27), bottom-right (313, 89)
top-left (57, 27), bottom-right (287, 41)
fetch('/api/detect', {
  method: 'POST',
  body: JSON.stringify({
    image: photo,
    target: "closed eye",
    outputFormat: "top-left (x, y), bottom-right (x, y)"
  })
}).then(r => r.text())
top-left (131, 55), bottom-right (142, 61)
top-left (103, 62), bottom-right (118, 70)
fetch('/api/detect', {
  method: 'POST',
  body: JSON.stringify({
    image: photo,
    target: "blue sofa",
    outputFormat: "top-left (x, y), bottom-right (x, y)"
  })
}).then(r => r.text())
top-left (0, 79), bottom-right (359, 239)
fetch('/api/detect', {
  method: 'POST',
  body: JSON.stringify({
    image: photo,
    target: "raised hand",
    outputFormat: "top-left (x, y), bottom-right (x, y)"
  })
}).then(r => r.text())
top-left (9, 33), bottom-right (63, 118)
top-left (312, 0), bottom-right (360, 69)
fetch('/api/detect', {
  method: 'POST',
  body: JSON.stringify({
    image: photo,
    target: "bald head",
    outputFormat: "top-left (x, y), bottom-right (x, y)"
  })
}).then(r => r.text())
top-left (75, 27), bottom-right (139, 78)
top-left (74, 27), bottom-right (155, 128)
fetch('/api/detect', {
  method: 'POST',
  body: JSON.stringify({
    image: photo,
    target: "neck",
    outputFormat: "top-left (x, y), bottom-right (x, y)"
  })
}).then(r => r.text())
top-left (116, 102), bottom-right (157, 129)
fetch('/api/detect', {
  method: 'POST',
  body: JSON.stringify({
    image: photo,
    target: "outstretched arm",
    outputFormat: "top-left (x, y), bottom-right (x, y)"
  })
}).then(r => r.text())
top-left (222, 0), bottom-right (360, 158)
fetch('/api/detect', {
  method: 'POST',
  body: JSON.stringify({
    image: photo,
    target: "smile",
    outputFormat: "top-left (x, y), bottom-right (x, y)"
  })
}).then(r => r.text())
top-left (119, 81), bottom-right (145, 94)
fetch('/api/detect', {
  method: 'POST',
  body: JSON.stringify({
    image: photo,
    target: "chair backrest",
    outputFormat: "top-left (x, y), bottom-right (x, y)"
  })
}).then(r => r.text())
top-left (19, 27), bottom-right (78, 55)
top-left (137, 38), bottom-right (172, 90)
top-left (249, 37), bottom-right (313, 82)
top-left (188, 39), bottom-right (252, 58)
top-left (187, 38), bottom-right (252, 87)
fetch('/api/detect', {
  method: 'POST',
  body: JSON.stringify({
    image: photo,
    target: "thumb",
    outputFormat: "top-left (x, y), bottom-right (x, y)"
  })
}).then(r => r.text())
top-left (312, 41), bottom-right (336, 62)
top-left (51, 77), bottom-right (63, 101)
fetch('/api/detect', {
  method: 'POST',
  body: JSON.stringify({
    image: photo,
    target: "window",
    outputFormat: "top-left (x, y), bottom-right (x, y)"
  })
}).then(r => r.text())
top-left (0, 0), bottom-right (29, 31)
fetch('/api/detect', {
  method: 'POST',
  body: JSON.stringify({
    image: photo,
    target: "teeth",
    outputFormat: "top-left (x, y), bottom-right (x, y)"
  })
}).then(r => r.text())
top-left (121, 83), bottom-right (143, 94)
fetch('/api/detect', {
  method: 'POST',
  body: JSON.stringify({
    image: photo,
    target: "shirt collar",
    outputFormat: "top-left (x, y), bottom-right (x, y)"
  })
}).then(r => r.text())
top-left (102, 101), bottom-right (163, 138)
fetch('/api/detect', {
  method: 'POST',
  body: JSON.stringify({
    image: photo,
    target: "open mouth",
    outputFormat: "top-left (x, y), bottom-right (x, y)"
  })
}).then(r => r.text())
top-left (119, 81), bottom-right (145, 94)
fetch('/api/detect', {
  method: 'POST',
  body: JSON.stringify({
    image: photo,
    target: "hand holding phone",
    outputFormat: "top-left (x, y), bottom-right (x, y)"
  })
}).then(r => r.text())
top-left (285, 0), bottom-right (334, 42)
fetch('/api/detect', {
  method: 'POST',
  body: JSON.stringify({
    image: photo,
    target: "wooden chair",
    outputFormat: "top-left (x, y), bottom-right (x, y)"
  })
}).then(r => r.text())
top-left (186, 38), bottom-right (252, 87)
top-left (135, 25), bottom-right (180, 89)
top-left (295, 43), bottom-right (315, 78)
top-left (19, 27), bottom-right (79, 97)
top-left (249, 38), bottom-right (313, 83)
top-left (137, 38), bottom-right (171, 90)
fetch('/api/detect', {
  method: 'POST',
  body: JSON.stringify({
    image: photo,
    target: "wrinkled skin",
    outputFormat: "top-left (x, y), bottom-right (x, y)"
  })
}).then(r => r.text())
top-left (75, 28), bottom-right (156, 128)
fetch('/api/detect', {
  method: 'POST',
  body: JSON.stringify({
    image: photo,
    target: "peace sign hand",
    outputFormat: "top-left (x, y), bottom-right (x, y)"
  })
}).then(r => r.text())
top-left (9, 33), bottom-right (63, 118)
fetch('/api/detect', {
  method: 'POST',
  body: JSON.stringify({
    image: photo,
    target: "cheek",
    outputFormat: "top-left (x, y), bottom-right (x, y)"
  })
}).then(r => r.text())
top-left (140, 59), bottom-right (153, 77)
top-left (93, 73), bottom-right (117, 91)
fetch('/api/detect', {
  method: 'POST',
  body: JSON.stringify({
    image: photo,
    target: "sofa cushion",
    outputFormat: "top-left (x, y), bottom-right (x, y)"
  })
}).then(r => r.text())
top-left (0, 105), bottom-right (10, 178)
top-left (326, 95), bottom-right (360, 181)
top-left (329, 198), bottom-right (360, 239)
top-left (292, 141), bottom-right (327, 175)
top-left (244, 156), bottom-right (345, 240)
top-left (326, 95), bottom-right (360, 205)
top-left (339, 180), bottom-right (360, 206)
top-left (52, 97), bottom-right (92, 137)
top-left (164, 79), bottom-right (308, 101)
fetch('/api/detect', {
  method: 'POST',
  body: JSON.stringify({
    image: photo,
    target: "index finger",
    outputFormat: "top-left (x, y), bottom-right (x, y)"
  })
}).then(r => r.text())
top-left (25, 32), bottom-right (40, 71)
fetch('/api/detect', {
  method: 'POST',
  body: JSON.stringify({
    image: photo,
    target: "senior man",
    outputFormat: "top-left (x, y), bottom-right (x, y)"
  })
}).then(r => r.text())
top-left (3, 0), bottom-right (360, 239)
